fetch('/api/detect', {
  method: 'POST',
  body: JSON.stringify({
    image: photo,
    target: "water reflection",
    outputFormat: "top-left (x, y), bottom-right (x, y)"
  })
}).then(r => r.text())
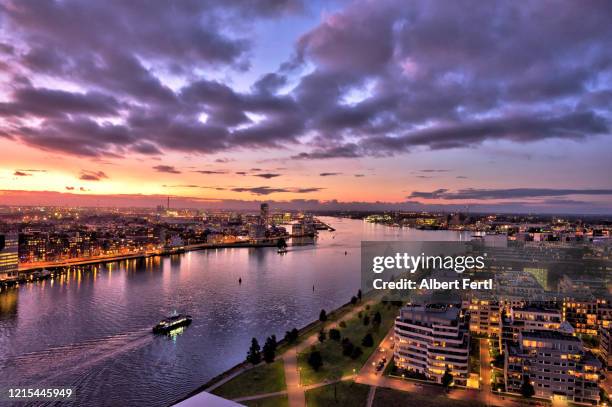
top-left (0, 217), bottom-right (470, 406)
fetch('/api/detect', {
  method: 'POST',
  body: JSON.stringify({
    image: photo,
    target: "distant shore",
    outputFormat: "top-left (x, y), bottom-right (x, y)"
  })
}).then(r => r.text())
top-left (17, 238), bottom-right (301, 273)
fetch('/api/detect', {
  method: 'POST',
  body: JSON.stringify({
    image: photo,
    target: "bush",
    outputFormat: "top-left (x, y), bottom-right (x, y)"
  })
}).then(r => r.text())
top-left (350, 296), bottom-right (357, 305)
top-left (342, 338), bottom-right (354, 357)
top-left (363, 315), bottom-right (370, 326)
top-left (339, 321), bottom-right (347, 328)
top-left (329, 328), bottom-right (341, 341)
top-left (318, 330), bottom-right (326, 343)
top-left (362, 333), bottom-right (374, 347)
top-left (308, 350), bottom-right (323, 371)
top-left (284, 328), bottom-right (299, 344)
top-left (350, 346), bottom-right (363, 360)
top-left (319, 309), bottom-right (327, 322)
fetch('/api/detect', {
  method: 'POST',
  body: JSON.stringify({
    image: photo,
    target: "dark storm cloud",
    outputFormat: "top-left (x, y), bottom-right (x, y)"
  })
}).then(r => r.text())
top-left (1, 0), bottom-right (612, 159)
top-left (408, 188), bottom-right (612, 200)
top-left (319, 172), bottom-right (341, 177)
top-left (79, 170), bottom-right (108, 181)
top-left (153, 165), bottom-right (181, 174)
top-left (13, 171), bottom-right (31, 176)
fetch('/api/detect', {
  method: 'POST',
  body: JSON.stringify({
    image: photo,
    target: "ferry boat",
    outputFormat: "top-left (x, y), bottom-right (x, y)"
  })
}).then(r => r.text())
top-left (152, 313), bottom-right (192, 334)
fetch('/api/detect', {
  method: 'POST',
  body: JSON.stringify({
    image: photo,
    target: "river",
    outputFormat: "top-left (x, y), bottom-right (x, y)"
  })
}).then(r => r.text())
top-left (0, 217), bottom-right (472, 406)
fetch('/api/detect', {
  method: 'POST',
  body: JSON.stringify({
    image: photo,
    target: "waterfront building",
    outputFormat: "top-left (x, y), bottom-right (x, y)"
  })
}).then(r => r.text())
top-left (0, 232), bottom-right (19, 281)
top-left (394, 304), bottom-right (470, 386)
top-left (504, 330), bottom-right (601, 404)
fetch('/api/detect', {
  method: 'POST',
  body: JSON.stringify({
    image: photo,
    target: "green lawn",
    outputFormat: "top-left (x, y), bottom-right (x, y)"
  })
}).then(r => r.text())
top-left (372, 388), bottom-right (485, 407)
top-left (243, 394), bottom-right (289, 407)
top-left (212, 360), bottom-right (286, 399)
top-left (298, 301), bottom-right (400, 385)
top-left (305, 381), bottom-right (370, 407)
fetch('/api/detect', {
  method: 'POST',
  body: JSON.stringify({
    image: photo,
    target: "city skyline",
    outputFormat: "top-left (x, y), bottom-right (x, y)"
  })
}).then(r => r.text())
top-left (1, 0), bottom-right (612, 213)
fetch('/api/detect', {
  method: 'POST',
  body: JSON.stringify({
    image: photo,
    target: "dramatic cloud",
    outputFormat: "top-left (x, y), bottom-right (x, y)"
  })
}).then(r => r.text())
top-left (193, 170), bottom-right (227, 175)
top-left (253, 173), bottom-right (282, 179)
top-left (230, 186), bottom-right (324, 195)
top-left (1, 0), bottom-right (610, 161)
top-left (153, 165), bottom-right (181, 174)
top-left (79, 170), bottom-right (108, 181)
top-left (319, 172), bottom-right (341, 177)
top-left (408, 188), bottom-right (612, 200)
top-left (13, 170), bottom-right (31, 176)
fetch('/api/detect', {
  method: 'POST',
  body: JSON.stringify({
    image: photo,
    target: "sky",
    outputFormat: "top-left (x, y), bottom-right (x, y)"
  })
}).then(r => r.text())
top-left (0, 0), bottom-right (611, 213)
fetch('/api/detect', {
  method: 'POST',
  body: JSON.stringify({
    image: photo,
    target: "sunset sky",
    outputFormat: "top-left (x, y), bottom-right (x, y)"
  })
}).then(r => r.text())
top-left (1, 0), bottom-right (611, 213)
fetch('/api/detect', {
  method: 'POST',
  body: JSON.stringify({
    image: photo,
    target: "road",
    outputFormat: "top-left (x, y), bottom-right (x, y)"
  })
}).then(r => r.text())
top-left (480, 338), bottom-right (492, 406)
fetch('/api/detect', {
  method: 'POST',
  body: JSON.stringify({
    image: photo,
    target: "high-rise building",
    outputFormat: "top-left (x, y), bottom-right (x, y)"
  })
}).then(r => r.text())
top-left (0, 232), bottom-right (19, 281)
top-left (505, 330), bottom-right (601, 404)
top-left (259, 203), bottom-right (269, 227)
top-left (394, 304), bottom-right (470, 386)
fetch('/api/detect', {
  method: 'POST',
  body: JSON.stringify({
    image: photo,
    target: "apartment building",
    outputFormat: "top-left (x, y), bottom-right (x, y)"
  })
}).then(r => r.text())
top-left (500, 304), bottom-right (571, 350)
top-left (394, 304), bottom-right (470, 386)
top-left (563, 297), bottom-right (612, 335)
top-left (601, 326), bottom-right (612, 370)
top-left (505, 330), bottom-right (601, 404)
top-left (466, 298), bottom-right (501, 337)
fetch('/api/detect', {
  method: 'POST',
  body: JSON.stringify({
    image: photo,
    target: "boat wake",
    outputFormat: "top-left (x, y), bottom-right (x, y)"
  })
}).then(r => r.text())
top-left (0, 328), bottom-right (152, 386)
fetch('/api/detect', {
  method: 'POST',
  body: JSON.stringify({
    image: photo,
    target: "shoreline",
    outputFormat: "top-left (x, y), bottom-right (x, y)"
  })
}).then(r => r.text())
top-left (173, 292), bottom-right (375, 405)
top-left (17, 236), bottom-right (306, 273)
top-left (0, 236), bottom-right (312, 288)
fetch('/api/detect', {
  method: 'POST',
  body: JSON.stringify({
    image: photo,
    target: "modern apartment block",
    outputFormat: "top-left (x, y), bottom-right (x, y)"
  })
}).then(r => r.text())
top-left (601, 326), bottom-right (612, 370)
top-left (394, 304), bottom-right (470, 386)
top-left (505, 330), bottom-right (601, 404)
top-left (500, 304), bottom-right (570, 349)
top-left (563, 297), bottom-right (612, 335)
top-left (0, 232), bottom-right (19, 281)
top-left (466, 298), bottom-right (501, 337)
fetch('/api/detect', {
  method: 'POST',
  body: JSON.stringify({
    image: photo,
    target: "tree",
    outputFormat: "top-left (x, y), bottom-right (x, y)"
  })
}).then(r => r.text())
top-left (318, 330), bottom-right (326, 343)
top-left (246, 338), bottom-right (261, 365)
top-left (520, 375), bottom-right (535, 398)
top-left (350, 296), bottom-right (357, 305)
top-left (363, 315), bottom-right (370, 326)
top-left (350, 346), bottom-right (363, 359)
top-left (342, 338), bottom-right (354, 357)
top-left (329, 328), bottom-right (341, 341)
top-left (362, 333), bottom-right (374, 347)
top-left (319, 309), bottom-right (327, 322)
top-left (442, 367), bottom-right (453, 390)
top-left (285, 328), bottom-right (298, 344)
top-left (373, 311), bottom-right (382, 326)
top-left (357, 289), bottom-right (362, 301)
top-left (307, 350), bottom-right (323, 371)
top-left (262, 336), bottom-right (277, 363)
top-left (339, 321), bottom-right (346, 328)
